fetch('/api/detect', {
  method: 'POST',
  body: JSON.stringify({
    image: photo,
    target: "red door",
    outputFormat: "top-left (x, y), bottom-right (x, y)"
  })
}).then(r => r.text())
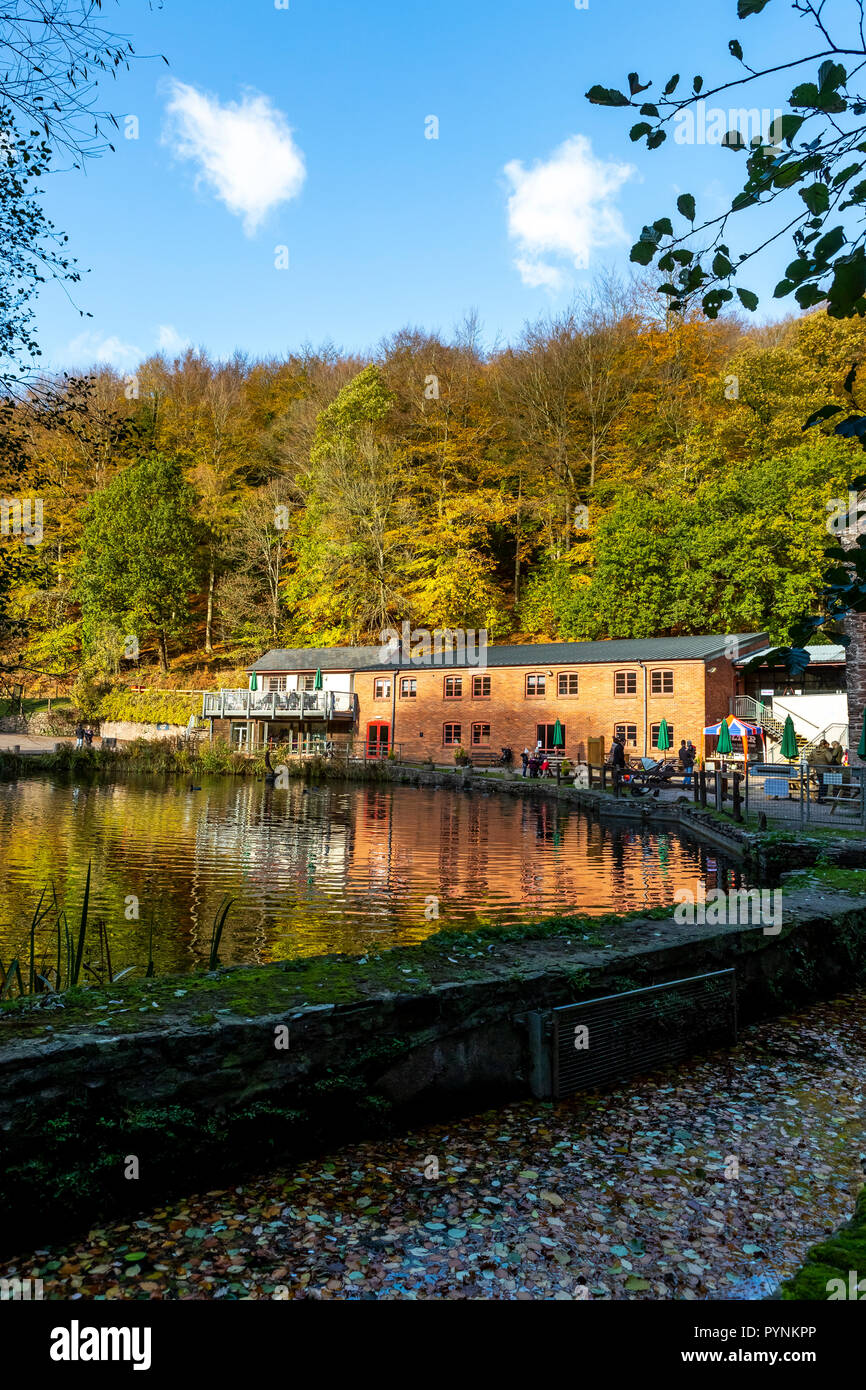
top-left (366, 721), bottom-right (390, 757)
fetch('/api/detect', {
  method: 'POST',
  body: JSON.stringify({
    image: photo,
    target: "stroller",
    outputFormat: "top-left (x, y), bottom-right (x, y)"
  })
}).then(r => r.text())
top-left (623, 756), bottom-right (678, 797)
top-left (498, 746), bottom-right (514, 767)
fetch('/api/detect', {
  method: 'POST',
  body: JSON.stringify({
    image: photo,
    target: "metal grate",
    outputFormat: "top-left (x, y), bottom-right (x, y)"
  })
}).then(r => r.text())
top-left (550, 969), bottom-right (737, 1099)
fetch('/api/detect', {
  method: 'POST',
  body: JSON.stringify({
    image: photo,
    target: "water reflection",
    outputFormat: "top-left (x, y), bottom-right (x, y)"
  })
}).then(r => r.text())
top-left (0, 776), bottom-right (750, 975)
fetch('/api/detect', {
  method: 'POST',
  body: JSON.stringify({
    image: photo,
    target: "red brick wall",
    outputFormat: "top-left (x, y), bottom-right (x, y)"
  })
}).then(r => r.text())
top-left (355, 659), bottom-right (740, 762)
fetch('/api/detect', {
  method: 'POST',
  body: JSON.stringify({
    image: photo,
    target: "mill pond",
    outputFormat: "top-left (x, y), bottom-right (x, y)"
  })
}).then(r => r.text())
top-left (0, 775), bottom-right (751, 977)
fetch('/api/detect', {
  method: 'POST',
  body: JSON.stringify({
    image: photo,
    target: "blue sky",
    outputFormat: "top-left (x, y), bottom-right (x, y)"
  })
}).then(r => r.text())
top-left (35, 0), bottom-right (811, 371)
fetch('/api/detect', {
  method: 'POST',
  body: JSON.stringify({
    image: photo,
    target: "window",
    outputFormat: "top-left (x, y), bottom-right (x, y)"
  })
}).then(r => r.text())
top-left (373, 678), bottom-right (391, 700)
top-left (267, 676), bottom-right (286, 692)
top-left (301, 674), bottom-right (316, 691)
top-left (472, 674), bottom-right (491, 698)
top-left (651, 723), bottom-right (674, 748)
top-left (471, 722), bottom-right (490, 746)
top-left (558, 672), bottom-right (579, 697)
top-left (443, 723), bottom-right (462, 746)
top-left (444, 676), bottom-right (463, 699)
top-left (651, 670), bottom-right (674, 695)
top-left (536, 723), bottom-right (565, 752)
top-left (614, 723), bottom-right (638, 746)
top-left (526, 673), bottom-right (546, 697)
top-left (400, 677), bottom-right (417, 698)
top-left (614, 670), bottom-right (637, 696)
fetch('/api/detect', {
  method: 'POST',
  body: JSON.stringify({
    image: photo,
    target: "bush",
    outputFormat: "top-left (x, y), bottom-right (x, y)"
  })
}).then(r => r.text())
top-left (98, 688), bottom-right (200, 727)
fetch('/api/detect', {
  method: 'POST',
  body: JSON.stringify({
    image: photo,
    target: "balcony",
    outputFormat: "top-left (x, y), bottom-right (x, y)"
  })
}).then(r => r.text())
top-left (201, 688), bottom-right (355, 720)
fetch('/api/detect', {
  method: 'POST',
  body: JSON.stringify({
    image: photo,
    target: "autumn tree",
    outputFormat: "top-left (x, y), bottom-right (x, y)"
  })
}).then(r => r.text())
top-left (78, 454), bottom-right (202, 671)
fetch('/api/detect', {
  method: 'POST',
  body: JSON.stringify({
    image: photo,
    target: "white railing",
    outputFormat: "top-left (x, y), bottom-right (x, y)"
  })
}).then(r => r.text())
top-left (201, 689), bottom-right (354, 719)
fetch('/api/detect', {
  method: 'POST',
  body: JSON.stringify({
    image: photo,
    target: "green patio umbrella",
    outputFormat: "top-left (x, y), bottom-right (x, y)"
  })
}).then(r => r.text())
top-left (781, 713), bottom-right (799, 761)
top-left (313, 668), bottom-right (323, 691)
top-left (656, 717), bottom-right (671, 752)
top-left (858, 706), bottom-right (866, 760)
top-left (249, 670), bottom-right (258, 692)
top-left (552, 718), bottom-right (564, 748)
top-left (716, 717), bottom-right (733, 756)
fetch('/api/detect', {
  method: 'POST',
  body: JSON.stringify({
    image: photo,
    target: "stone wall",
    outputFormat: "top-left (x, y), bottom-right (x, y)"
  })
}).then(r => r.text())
top-left (2, 883), bottom-right (865, 1251)
top-left (99, 720), bottom-right (189, 743)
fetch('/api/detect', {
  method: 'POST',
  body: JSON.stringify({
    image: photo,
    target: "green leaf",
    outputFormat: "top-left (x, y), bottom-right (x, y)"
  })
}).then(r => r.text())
top-left (814, 225), bottom-right (846, 262)
top-left (831, 162), bottom-right (861, 188)
top-left (737, 0), bottom-right (772, 14)
top-left (652, 217), bottom-right (673, 237)
top-left (663, 73), bottom-right (680, 96)
top-left (736, 287), bottom-right (759, 310)
top-left (712, 251), bottom-right (733, 277)
top-left (728, 39), bottom-right (743, 61)
top-left (639, 103), bottom-right (659, 117)
top-left (818, 60), bottom-right (846, 92)
top-left (646, 129), bottom-right (667, 149)
top-left (630, 238), bottom-right (657, 266)
top-left (586, 85), bottom-right (631, 107)
top-left (803, 403), bottom-right (843, 429)
top-left (800, 182), bottom-right (830, 214)
top-left (828, 254), bottom-right (866, 318)
top-left (790, 80), bottom-right (846, 113)
top-left (693, 76), bottom-right (703, 94)
top-left (630, 122), bottom-right (652, 141)
top-left (722, 130), bottom-right (747, 151)
top-left (676, 193), bottom-right (696, 221)
top-left (795, 283), bottom-right (827, 309)
top-left (774, 113), bottom-right (805, 144)
top-left (628, 72), bottom-right (651, 95)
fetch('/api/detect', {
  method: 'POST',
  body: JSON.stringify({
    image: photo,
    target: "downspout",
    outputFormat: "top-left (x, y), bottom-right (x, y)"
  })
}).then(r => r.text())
top-left (390, 660), bottom-right (398, 755)
top-left (638, 661), bottom-right (648, 757)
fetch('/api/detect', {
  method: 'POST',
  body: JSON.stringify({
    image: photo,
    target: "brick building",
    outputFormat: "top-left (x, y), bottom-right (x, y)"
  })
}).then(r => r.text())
top-left (202, 633), bottom-right (767, 762)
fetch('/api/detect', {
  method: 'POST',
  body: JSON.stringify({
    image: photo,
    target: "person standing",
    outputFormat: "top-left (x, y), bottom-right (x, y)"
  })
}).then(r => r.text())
top-left (74, 723), bottom-right (84, 750)
top-left (681, 739), bottom-right (695, 788)
top-left (521, 747), bottom-right (530, 778)
top-left (809, 740), bottom-right (832, 803)
top-left (609, 733), bottom-right (626, 796)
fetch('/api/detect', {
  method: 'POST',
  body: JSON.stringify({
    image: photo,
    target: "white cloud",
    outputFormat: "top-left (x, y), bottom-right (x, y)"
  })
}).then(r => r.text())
top-left (163, 80), bottom-right (306, 235)
top-left (62, 331), bottom-right (143, 370)
top-left (504, 135), bottom-right (635, 288)
top-left (157, 324), bottom-right (190, 355)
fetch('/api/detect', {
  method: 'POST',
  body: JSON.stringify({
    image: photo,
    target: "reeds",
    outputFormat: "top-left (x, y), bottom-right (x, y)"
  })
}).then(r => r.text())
top-left (0, 860), bottom-right (132, 1002)
top-left (208, 896), bottom-right (234, 971)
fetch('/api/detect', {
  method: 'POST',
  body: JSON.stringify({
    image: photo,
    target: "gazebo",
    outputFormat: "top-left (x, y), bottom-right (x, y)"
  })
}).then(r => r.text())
top-left (703, 714), bottom-right (765, 763)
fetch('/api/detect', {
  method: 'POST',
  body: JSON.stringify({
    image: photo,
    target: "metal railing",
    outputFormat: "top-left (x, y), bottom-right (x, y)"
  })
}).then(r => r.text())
top-left (745, 761), bottom-right (866, 827)
top-left (526, 970), bottom-right (737, 1099)
top-left (201, 688), bottom-right (354, 719)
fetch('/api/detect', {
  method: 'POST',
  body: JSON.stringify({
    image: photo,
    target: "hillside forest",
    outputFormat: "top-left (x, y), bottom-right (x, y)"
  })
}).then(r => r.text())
top-left (1, 278), bottom-right (864, 699)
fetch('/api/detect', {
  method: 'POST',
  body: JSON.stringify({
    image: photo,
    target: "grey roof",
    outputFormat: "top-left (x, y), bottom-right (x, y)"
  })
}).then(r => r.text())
top-left (249, 633), bottom-right (767, 673)
top-left (734, 643), bottom-right (846, 666)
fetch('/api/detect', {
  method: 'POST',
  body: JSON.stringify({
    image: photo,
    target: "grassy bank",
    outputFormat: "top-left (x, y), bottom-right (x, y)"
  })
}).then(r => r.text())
top-left (779, 1187), bottom-right (866, 1299)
